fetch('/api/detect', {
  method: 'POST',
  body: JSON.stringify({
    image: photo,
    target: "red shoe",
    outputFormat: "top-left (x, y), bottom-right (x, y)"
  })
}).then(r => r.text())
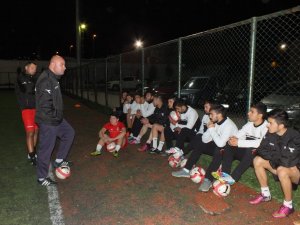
top-left (249, 194), bottom-right (271, 205)
top-left (138, 143), bottom-right (150, 152)
top-left (272, 205), bottom-right (294, 218)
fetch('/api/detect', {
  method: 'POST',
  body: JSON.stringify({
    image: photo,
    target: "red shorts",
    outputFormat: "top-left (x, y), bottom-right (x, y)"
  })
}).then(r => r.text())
top-left (22, 109), bottom-right (38, 132)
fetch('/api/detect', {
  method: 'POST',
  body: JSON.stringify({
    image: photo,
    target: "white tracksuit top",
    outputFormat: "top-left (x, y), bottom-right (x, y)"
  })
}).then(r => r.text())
top-left (197, 114), bottom-right (210, 135)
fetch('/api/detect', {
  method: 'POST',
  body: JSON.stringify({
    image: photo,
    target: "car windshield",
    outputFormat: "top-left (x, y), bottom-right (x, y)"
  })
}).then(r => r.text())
top-left (182, 78), bottom-right (209, 89)
top-left (274, 82), bottom-right (300, 96)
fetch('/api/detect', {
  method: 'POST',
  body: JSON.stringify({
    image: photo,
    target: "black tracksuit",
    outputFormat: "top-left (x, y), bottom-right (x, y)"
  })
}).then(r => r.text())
top-left (15, 72), bottom-right (37, 110)
top-left (148, 104), bottom-right (169, 126)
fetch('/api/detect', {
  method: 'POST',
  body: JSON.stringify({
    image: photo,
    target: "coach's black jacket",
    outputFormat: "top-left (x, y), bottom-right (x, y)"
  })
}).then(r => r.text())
top-left (257, 128), bottom-right (300, 169)
top-left (35, 69), bottom-right (63, 126)
top-left (148, 104), bottom-right (169, 127)
top-left (15, 73), bottom-right (37, 110)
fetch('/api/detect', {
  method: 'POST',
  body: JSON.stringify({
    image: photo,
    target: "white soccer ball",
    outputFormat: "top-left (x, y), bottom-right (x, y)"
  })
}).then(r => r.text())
top-left (169, 111), bottom-right (180, 123)
top-left (168, 155), bottom-right (181, 168)
top-left (107, 142), bottom-right (116, 152)
top-left (167, 147), bottom-right (183, 159)
top-left (212, 180), bottom-right (231, 197)
top-left (55, 165), bottom-right (71, 180)
top-left (180, 158), bottom-right (187, 168)
top-left (189, 166), bottom-right (206, 183)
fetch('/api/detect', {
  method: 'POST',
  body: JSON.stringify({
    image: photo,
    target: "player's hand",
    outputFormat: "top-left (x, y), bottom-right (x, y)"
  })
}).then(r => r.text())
top-left (207, 121), bottom-right (215, 128)
top-left (136, 109), bottom-right (142, 117)
top-left (141, 118), bottom-right (149, 125)
top-left (228, 137), bottom-right (238, 146)
top-left (174, 127), bottom-right (182, 134)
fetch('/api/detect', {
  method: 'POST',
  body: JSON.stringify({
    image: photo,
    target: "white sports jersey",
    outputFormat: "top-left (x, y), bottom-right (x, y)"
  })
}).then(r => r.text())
top-left (177, 106), bottom-right (199, 130)
top-left (123, 103), bottom-right (131, 113)
top-left (130, 101), bottom-right (142, 115)
top-left (202, 117), bottom-right (238, 148)
top-left (140, 101), bottom-right (155, 118)
top-left (197, 114), bottom-right (210, 135)
top-left (236, 120), bottom-right (268, 148)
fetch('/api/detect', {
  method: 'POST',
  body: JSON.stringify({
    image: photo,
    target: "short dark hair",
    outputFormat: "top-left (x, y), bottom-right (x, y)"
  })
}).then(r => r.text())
top-left (134, 92), bottom-right (142, 97)
top-left (251, 102), bottom-right (267, 119)
top-left (204, 99), bottom-right (216, 106)
top-left (210, 104), bottom-right (227, 117)
top-left (174, 99), bottom-right (187, 107)
top-left (267, 108), bottom-right (289, 127)
top-left (144, 90), bottom-right (153, 97)
top-left (24, 61), bottom-right (37, 67)
top-left (110, 112), bottom-right (120, 119)
top-left (153, 94), bottom-right (163, 102)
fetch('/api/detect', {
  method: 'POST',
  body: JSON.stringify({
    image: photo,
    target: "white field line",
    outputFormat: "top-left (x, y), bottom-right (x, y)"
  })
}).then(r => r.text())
top-left (47, 165), bottom-right (65, 225)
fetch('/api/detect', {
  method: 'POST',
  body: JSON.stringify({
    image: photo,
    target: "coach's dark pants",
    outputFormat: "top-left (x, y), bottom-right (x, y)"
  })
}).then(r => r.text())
top-left (37, 119), bottom-right (75, 179)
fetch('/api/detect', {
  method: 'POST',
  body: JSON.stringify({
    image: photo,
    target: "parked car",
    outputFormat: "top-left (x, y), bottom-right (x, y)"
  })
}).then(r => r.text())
top-left (107, 76), bottom-right (143, 91)
top-left (176, 76), bottom-right (222, 107)
top-left (261, 81), bottom-right (300, 127)
top-left (136, 80), bottom-right (177, 100)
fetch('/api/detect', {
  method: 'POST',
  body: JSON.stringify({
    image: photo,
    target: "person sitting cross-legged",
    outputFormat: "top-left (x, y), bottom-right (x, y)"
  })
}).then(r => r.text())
top-left (249, 109), bottom-right (300, 218)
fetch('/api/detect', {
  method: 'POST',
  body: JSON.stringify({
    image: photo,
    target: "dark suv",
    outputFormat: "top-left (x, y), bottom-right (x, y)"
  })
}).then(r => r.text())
top-left (177, 76), bottom-right (222, 107)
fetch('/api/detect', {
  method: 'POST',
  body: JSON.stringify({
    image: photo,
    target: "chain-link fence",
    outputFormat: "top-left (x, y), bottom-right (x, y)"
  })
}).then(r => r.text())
top-left (60, 6), bottom-right (300, 128)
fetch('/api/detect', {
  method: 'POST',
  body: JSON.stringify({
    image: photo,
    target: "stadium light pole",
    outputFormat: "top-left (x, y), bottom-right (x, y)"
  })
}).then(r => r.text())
top-left (76, 0), bottom-right (80, 66)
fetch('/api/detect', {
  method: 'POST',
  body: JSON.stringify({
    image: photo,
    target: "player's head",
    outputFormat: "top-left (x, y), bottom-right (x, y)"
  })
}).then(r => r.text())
top-left (153, 95), bottom-right (164, 107)
top-left (109, 112), bottom-right (120, 125)
top-left (168, 95), bottom-right (177, 109)
top-left (248, 102), bottom-right (267, 123)
top-left (209, 104), bottom-right (227, 123)
top-left (174, 99), bottom-right (187, 114)
top-left (126, 94), bottom-right (133, 102)
top-left (121, 90), bottom-right (128, 99)
top-left (49, 55), bottom-right (66, 76)
top-left (134, 92), bottom-right (142, 104)
top-left (203, 99), bottom-right (215, 114)
top-left (144, 91), bottom-right (153, 102)
top-left (24, 62), bottom-right (37, 76)
top-left (267, 109), bottom-right (289, 134)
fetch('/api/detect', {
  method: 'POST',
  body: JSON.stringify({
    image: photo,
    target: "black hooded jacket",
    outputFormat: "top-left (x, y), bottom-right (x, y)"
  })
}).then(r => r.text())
top-left (15, 73), bottom-right (37, 110)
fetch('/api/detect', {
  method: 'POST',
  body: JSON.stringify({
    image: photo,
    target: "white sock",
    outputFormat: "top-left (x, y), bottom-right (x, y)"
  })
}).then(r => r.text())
top-left (152, 138), bottom-right (158, 148)
top-left (115, 145), bottom-right (121, 152)
top-left (136, 135), bottom-right (141, 141)
top-left (283, 200), bottom-right (293, 209)
top-left (96, 144), bottom-right (103, 152)
top-left (261, 186), bottom-right (271, 197)
top-left (157, 141), bottom-right (164, 151)
top-left (183, 168), bottom-right (190, 173)
top-left (55, 159), bottom-right (63, 163)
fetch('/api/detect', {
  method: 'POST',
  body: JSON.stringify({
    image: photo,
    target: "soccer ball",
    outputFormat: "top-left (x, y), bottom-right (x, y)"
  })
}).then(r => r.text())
top-left (107, 142), bottom-right (116, 152)
top-left (55, 165), bottom-right (71, 180)
top-left (168, 155), bottom-right (181, 168)
top-left (169, 111), bottom-right (180, 123)
top-left (212, 180), bottom-right (231, 197)
top-left (166, 147), bottom-right (183, 159)
top-left (180, 158), bottom-right (187, 168)
top-left (189, 166), bottom-right (206, 183)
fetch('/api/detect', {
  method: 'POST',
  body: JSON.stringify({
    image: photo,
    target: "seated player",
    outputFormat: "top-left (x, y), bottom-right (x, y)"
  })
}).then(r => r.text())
top-left (203, 102), bottom-right (268, 187)
top-left (113, 90), bottom-right (128, 122)
top-left (126, 93), bottom-right (142, 133)
top-left (164, 99), bottom-right (200, 152)
top-left (138, 95), bottom-right (176, 152)
top-left (249, 109), bottom-right (300, 218)
top-left (122, 93), bottom-right (133, 125)
top-left (172, 105), bottom-right (238, 188)
top-left (90, 112), bottom-right (127, 157)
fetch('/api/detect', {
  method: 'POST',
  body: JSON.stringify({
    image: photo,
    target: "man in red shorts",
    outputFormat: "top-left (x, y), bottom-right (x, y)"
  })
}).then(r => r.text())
top-left (91, 112), bottom-right (127, 157)
top-left (15, 62), bottom-right (38, 165)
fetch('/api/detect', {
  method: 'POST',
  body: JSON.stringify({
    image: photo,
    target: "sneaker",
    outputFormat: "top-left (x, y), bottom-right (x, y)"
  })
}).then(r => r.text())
top-left (128, 135), bottom-right (135, 141)
top-left (172, 169), bottom-right (190, 178)
top-left (212, 171), bottom-right (235, 185)
top-left (198, 178), bottom-right (212, 192)
top-left (138, 143), bottom-right (150, 152)
top-left (272, 205), bottom-right (294, 218)
top-left (149, 148), bottom-right (161, 154)
top-left (90, 150), bottom-right (102, 156)
top-left (53, 160), bottom-right (72, 168)
top-left (113, 151), bottom-right (119, 158)
top-left (160, 151), bottom-right (171, 157)
top-left (30, 156), bottom-right (37, 166)
top-left (38, 177), bottom-right (57, 186)
top-left (249, 194), bottom-right (271, 205)
top-left (129, 138), bottom-right (140, 144)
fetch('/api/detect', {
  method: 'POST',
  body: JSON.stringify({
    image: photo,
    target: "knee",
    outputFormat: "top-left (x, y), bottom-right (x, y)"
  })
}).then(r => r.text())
top-left (253, 156), bottom-right (264, 168)
top-left (26, 131), bottom-right (35, 137)
top-left (277, 166), bottom-right (289, 179)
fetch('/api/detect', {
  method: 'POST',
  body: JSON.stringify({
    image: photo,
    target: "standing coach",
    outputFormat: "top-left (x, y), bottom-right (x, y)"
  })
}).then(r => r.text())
top-left (35, 55), bottom-right (75, 186)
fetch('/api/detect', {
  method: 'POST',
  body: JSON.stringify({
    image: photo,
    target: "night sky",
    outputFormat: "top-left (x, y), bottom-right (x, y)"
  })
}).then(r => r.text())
top-left (0, 0), bottom-right (298, 60)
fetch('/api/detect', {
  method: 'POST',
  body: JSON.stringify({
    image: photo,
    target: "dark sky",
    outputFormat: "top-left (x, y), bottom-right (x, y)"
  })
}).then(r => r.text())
top-left (0, 0), bottom-right (298, 60)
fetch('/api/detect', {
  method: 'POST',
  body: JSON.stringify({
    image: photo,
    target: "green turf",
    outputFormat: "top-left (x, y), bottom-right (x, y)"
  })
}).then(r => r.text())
top-left (0, 90), bottom-right (51, 225)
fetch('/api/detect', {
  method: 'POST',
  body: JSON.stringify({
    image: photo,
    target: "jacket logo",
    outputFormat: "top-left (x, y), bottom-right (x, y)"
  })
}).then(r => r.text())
top-left (55, 85), bottom-right (59, 89)
top-left (269, 143), bottom-right (274, 146)
top-left (45, 89), bottom-right (51, 94)
top-left (289, 147), bottom-right (295, 153)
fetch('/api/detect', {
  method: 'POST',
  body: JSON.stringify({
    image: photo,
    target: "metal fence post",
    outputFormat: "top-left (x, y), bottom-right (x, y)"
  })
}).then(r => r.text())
top-left (105, 58), bottom-right (108, 107)
top-left (119, 54), bottom-right (122, 98)
top-left (141, 49), bottom-right (145, 95)
top-left (247, 17), bottom-right (257, 113)
top-left (94, 62), bottom-right (98, 104)
top-left (178, 38), bottom-right (182, 98)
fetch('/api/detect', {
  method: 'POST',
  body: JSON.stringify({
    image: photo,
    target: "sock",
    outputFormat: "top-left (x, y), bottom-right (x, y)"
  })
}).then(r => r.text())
top-left (283, 200), bottom-right (293, 209)
top-left (183, 168), bottom-right (190, 173)
top-left (152, 138), bottom-right (158, 148)
top-left (96, 144), bottom-right (103, 152)
top-left (115, 145), bottom-right (121, 152)
top-left (136, 135), bottom-right (141, 141)
top-left (157, 141), bottom-right (165, 151)
top-left (146, 139), bottom-right (151, 144)
top-left (261, 186), bottom-right (271, 197)
top-left (55, 159), bottom-right (63, 163)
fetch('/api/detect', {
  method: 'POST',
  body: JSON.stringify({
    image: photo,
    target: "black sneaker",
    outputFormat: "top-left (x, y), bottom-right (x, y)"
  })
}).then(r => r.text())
top-left (30, 156), bottom-right (37, 166)
top-left (37, 177), bottom-right (57, 186)
top-left (149, 148), bottom-right (161, 154)
top-left (53, 160), bottom-right (73, 168)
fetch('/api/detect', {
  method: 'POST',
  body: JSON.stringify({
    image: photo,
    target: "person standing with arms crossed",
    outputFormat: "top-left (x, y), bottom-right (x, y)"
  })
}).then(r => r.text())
top-left (15, 62), bottom-right (38, 165)
top-left (35, 55), bottom-right (75, 186)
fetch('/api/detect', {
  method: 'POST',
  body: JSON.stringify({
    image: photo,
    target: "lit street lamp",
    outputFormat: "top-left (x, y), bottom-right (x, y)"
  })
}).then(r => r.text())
top-left (79, 23), bottom-right (87, 58)
top-left (135, 40), bottom-right (143, 49)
